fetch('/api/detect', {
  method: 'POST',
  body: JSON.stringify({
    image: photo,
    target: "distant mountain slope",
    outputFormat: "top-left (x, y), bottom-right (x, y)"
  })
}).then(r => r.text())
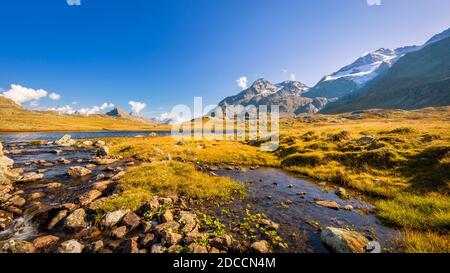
top-left (304, 27), bottom-right (450, 100)
top-left (0, 100), bottom-right (157, 132)
top-left (322, 36), bottom-right (450, 113)
top-left (0, 96), bottom-right (23, 110)
top-left (217, 79), bottom-right (330, 115)
top-left (106, 108), bottom-right (130, 118)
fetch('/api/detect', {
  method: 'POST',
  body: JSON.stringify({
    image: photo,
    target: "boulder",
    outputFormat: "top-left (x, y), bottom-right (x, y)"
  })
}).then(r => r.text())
top-left (250, 240), bottom-right (271, 253)
top-left (155, 221), bottom-right (180, 236)
top-left (102, 210), bottom-right (126, 227)
top-left (47, 210), bottom-right (69, 229)
top-left (87, 197), bottom-right (109, 211)
top-left (65, 208), bottom-right (88, 229)
top-left (78, 190), bottom-right (102, 206)
top-left (58, 240), bottom-right (84, 253)
top-left (33, 235), bottom-right (59, 249)
top-left (82, 141), bottom-right (93, 146)
top-left (67, 166), bottom-right (92, 178)
top-left (55, 135), bottom-right (76, 147)
top-left (179, 211), bottom-right (197, 233)
top-left (0, 155), bottom-right (14, 171)
top-left (91, 180), bottom-right (115, 192)
top-left (162, 231), bottom-right (182, 246)
top-left (335, 187), bottom-right (348, 198)
top-left (96, 146), bottom-right (110, 157)
top-left (321, 227), bottom-right (369, 253)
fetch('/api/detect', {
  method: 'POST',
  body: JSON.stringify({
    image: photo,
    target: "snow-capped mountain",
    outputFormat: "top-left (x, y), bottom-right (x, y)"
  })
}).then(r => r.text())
top-left (217, 79), bottom-right (330, 115)
top-left (305, 27), bottom-right (450, 99)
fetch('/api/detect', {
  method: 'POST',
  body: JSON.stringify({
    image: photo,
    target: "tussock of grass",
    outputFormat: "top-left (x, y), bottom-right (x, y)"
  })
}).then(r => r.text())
top-left (376, 193), bottom-right (450, 231)
top-left (403, 230), bottom-right (450, 253)
top-left (100, 161), bottom-right (244, 213)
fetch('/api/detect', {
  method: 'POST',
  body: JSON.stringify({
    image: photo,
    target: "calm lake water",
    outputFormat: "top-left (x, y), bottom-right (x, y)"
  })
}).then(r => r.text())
top-left (0, 131), bottom-right (172, 142)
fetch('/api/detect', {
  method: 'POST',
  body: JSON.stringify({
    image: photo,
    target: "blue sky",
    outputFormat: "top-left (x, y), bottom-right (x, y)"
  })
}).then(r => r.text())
top-left (0, 0), bottom-right (449, 118)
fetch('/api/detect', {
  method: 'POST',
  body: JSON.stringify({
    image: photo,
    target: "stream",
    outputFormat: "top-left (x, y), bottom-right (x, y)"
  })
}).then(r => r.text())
top-left (0, 132), bottom-right (402, 253)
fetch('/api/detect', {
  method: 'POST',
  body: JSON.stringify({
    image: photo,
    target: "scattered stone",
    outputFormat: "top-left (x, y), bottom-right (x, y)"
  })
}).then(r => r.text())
top-left (187, 243), bottom-right (208, 253)
top-left (140, 233), bottom-right (155, 248)
top-left (315, 200), bottom-right (340, 210)
top-left (176, 141), bottom-right (186, 146)
top-left (335, 187), bottom-right (347, 198)
top-left (65, 208), bottom-right (88, 229)
top-left (78, 190), bottom-right (102, 206)
top-left (288, 184), bottom-right (294, 188)
top-left (210, 235), bottom-right (233, 251)
top-left (102, 210), bottom-right (126, 227)
top-left (91, 180), bottom-right (115, 191)
top-left (357, 135), bottom-right (377, 145)
top-left (259, 219), bottom-right (280, 231)
top-left (111, 171), bottom-right (126, 181)
top-left (112, 226), bottom-right (128, 239)
top-left (91, 157), bottom-right (118, 165)
top-left (122, 211), bottom-right (141, 230)
top-left (0, 210), bottom-right (14, 231)
top-left (163, 231), bottom-right (182, 246)
top-left (185, 231), bottom-right (205, 244)
top-left (82, 141), bottom-right (93, 146)
top-left (0, 239), bottom-right (36, 253)
top-left (150, 244), bottom-right (167, 253)
top-left (344, 205), bottom-right (354, 211)
top-left (67, 166), bottom-right (92, 178)
top-left (296, 191), bottom-right (307, 196)
top-left (46, 182), bottom-right (63, 190)
top-left (85, 164), bottom-right (96, 169)
top-left (122, 237), bottom-right (139, 253)
top-left (95, 140), bottom-right (106, 147)
top-left (50, 149), bottom-right (63, 154)
top-left (162, 210), bottom-right (174, 222)
top-left (58, 240), bottom-right (84, 253)
top-left (33, 235), bottom-right (59, 249)
top-left (321, 227), bottom-right (369, 253)
top-left (179, 211), bottom-right (197, 233)
top-left (250, 240), bottom-right (271, 253)
top-left (47, 210), bottom-right (69, 230)
top-left (91, 240), bottom-right (104, 252)
top-left (366, 241), bottom-right (382, 253)
top-left (18, 172), bottom-right (44, 183)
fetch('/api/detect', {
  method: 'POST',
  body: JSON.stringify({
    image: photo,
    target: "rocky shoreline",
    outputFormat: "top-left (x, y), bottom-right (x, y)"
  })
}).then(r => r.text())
top-left (0, 135), bottom-right (383, 253)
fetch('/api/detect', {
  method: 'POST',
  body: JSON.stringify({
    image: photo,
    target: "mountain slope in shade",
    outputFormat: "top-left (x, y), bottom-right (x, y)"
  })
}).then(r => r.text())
top-left (322, 36), bottom-right (450, 113)
top-left (305, 27), bottom-right (450, 99)
top-left (217, 79), bottom-right (330, 115)
top-left (105, 108), bottom-right (130, 118)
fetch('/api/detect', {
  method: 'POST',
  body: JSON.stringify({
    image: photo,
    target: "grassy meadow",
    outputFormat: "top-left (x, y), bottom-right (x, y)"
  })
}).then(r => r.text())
top-left (99, 107), bottom-right (449, 253)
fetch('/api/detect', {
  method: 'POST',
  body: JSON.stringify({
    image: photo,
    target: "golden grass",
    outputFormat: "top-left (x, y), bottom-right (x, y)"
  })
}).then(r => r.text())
top-left (0, 108), bottom-right (165, 132)
top-left (100, 161), bottom-right (243, 212)
top-left (108, 135), bottom-right (279, 167)
top-left (101, 107), bottom-right (450, 252)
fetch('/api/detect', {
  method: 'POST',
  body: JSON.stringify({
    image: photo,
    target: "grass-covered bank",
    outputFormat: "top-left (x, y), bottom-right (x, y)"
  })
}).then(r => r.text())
top-left (99, 107), bottom-right (449, 253)
top-left (100, 161), bottom-right (244, 213)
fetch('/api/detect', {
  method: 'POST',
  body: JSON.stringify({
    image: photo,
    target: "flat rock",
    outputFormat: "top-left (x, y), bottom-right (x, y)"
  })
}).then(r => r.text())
top-left (65, 208), bottom-right (88, 229)
top-left (58, 240), bottom-right (84, 253)
top-left (321, 227), bottom-right (369, 253)
top-left (33, 235), bottom-right (60, 249)
top-left (17, 172), bottom-right (44, 183)
top-left (67, 166), bottom-right (92, 178)
top-left (78, 190), bottom-right (102, 206)
top-left (315, 200), bottom-right (340, 210)
top-left (102, 210), bottom-right (126, 227)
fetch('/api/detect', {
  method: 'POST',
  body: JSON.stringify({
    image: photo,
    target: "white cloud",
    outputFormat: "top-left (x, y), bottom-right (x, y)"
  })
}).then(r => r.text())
top-left (49, 92), bottom-right (61, 101)
top-left (155, 112), bottom-right (187, 125)
top-left (129, 101), bottom-right (146, 114)
top-left (2, 84), bottom-right (48, 105)
top-left (236, 76), bottom-right (248, 90)
top-left (290, 74), bottom-right (296, 81)
top-left (367, 0), bottom-right (381, 6)
top-left (47, 102), bottom-right (114, 116)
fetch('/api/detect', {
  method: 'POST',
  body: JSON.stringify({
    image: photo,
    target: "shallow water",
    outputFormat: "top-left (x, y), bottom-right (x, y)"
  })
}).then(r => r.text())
top-left (0, 130), bottom-right (171, 142)
top-left (211, 168), bottom-right (402, 253)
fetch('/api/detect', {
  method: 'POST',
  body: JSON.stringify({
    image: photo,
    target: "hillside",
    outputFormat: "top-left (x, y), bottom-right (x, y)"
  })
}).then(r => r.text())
top-left (322, 37), bottom-right (450, 113)
top-left (0, 96), bottom-right (158, 132)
